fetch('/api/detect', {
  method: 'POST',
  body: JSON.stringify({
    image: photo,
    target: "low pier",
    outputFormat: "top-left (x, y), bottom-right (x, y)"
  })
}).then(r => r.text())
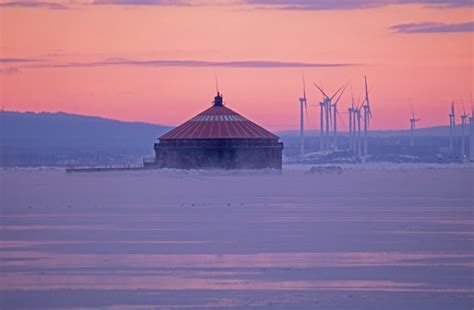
top-left (65, 165), bottom-right (152, 173)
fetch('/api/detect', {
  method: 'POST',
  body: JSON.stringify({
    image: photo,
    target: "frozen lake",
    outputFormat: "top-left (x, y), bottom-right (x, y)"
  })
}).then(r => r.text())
top-left (1, 167), bottom-right (473, 309)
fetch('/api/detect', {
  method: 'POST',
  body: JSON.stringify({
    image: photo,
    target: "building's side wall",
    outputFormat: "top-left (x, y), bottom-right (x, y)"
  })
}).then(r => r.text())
top-left (154, 139), bottom-right (283, 169)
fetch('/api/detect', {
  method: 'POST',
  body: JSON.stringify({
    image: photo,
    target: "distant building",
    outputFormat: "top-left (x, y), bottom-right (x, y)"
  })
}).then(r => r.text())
top-left (150, 93), bottom-right (283, 169)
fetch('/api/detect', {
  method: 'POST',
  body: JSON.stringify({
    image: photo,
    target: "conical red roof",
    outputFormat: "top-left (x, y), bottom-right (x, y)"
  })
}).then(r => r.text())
top-left (160, 104), bottom-right (278, 140)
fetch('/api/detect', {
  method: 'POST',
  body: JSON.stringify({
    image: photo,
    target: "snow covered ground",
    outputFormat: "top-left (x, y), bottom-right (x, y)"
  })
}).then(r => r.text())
top-left (1, 166), bottom-right (473, 309)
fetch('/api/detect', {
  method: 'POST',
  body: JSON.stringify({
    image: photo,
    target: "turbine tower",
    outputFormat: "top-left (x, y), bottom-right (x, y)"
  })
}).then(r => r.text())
top-left (313, 82), bottom-right (345, 151)
top-left (348, 87), bottom-right (355, 152)
top-left (356, 105), bottom-right (363, 158)
top-left (449, 102), bottom-right (456, 154)
top-left (352, 105), bottom-right (358, 154)
top-left (331, 83), bottom-right (348, 151)
top-left (409, 99), bottom-right (421, 148)
top-left (460, 100), bottom-right (469, 160)
top-left (470, 105), bottom-right (474, 161)
top-left (351, 95), bottom-right (361, 155)
top-left (362, 76), bottom-right (372, 158)
top-left (319, 100), bottom-right (324, 150)
top-left (348, 107), bottom-right (353, 151)
top-left (299, 73), bottom-right (308, 157)
top-left (325, 95), bottom-right (330, 150)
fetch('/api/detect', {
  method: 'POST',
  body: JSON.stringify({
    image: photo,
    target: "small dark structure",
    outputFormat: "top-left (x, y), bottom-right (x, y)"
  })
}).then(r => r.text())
top-left (151, 93), bottom-right (283, 169)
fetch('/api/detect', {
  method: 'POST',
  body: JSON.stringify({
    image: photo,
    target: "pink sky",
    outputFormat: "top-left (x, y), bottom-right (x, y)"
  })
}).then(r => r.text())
top-left (0, 1), bottom-right (472, 131)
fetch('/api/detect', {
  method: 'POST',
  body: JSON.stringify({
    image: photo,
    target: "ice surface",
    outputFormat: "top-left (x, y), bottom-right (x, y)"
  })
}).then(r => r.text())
top-left (0, 166), bottom-right (473, 309)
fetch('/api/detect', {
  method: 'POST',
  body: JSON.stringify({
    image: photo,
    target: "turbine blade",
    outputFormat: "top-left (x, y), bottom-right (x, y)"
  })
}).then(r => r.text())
top-left (409, 98), bottom-right (415, 119)
top-left (364, 76), bottom-right (373, 119)
top-left (302, 70), bottom-right (306, 100)
top-left (461, 97), bottom-right (466, 115)
top-left (471, 92), bottom-right (473, 116)
top-left (357, 98), bottom-right (366, 111)
top-left (313, 82), bottom-right (329, 99)
top-left (337, 110), bottom-right (346, 129)
top-left (330, 84), bottom-right (345, 101)
top-left (333, 82), bottom-right (349, 107)
top-left (305, 100), bottom-right (308, 122)
top-left (350, 84), bottom-right (355, 109)
top-left (364, 76), bottom-right (369, 101)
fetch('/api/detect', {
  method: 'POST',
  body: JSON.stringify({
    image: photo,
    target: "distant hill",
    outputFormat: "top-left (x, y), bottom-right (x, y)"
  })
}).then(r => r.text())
top-left (0, 111), bottom-right (171, 167)
top-left (1, 111), bottom-right (470, 167)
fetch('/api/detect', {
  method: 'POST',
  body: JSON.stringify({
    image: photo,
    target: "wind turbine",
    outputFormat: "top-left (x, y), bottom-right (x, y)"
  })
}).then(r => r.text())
top-left (314, 83), bottom-right (329, 150)
top-left (331, 83), bottom-right (348, 151)
top-left (348, 89), bottom-right (353, 152)
top-left (460, 98), bottom-right (469, 160)
top-left (299, 72), bottom-right (308, 157)
top-left (470, 106), bottom-right (474, 162)
top-left (362, 76), bottom-right (372, 158)
top-left (315, 84), bottom-right (331, 150)
top-left (313, 82), bottom-right (345, 151)
top-left (351, 93), bottom-right (362, 155)
top-left (319, 99), bottom-right (324, 150)
top-left (409, 99), bottom-right (421, 148)
top-left (470, 94), bottom-right (474, 161)
top-left (355, 97), bottom-right (365, 158)
top-left (449, 102), bottom-right (456, 154)
top-left (347, 85), bottom-right (357, 154)
top-left (356, 102), bottom-right (363, 158)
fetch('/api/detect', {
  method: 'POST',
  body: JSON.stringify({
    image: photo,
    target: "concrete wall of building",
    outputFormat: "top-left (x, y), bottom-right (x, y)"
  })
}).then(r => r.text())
top-left (154, 139), bottom-right (283, 169)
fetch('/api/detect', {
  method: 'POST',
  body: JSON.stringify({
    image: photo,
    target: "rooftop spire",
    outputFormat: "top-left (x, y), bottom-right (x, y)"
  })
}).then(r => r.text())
top-left (213, 92), bottom-right (223, 106)
top-left (213, 73), bottom-right (223, 106)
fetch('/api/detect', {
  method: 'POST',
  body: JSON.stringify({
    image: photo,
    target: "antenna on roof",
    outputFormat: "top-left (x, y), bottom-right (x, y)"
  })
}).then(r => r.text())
top-left (215, 72), bottom-right (219, 94)
top-left (213, 74), bottom-right (223, 107)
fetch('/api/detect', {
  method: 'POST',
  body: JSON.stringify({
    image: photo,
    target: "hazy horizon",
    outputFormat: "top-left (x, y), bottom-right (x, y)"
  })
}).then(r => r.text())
top-left (1, 108), bottom-right (466, 132)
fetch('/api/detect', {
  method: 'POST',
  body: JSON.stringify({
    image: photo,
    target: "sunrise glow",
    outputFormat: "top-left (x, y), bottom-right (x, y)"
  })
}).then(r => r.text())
top-left (1, 1), bottom-right (472, 131)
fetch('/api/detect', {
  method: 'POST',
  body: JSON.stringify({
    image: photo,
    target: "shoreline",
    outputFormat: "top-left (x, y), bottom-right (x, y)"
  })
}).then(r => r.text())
top-left (0, 162), bottom-right (472, 175)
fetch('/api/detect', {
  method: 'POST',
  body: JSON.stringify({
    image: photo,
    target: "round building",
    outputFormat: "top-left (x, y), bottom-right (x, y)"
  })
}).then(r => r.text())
top-left (152, 92), bottom-right (283, 169)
